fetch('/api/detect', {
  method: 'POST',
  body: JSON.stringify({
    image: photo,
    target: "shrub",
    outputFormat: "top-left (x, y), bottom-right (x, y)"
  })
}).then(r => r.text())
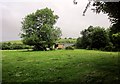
top-left (65, 46), bottom-right (74, 50)
top-left (86, 46), bottom-right (92, 50)
top-left (104, 42), bottom-right (115, 51)
top-left (76, 37), bottom-right (82, 49)
top-left (1, 42), bottom-right (12, 50)
top-left (112, 32), bottom-right (120, 51)
top-left (1, 42), bottom-right (32, 50)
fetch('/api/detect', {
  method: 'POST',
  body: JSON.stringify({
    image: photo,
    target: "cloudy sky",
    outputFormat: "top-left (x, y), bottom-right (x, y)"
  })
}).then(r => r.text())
top-left (0, 0), bottom-right (111, 42)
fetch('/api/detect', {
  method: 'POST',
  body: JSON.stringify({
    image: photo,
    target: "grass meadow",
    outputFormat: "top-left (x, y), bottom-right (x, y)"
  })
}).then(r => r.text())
top-left (1, 49), bottom-right (120, 84)
top-left (0, 38), bottom-right (76, 44)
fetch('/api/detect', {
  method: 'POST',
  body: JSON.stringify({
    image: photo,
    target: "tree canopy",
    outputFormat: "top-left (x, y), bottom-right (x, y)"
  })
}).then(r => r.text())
top-left (92, 1), bottom-right (120, 33)
top-left (76, 0), bottom-right (120, 51)
top-left (76, 26), bottom-right (110, 50)
top-left (92, 1), bottom-right (120, 50)
top-left (82, 1), bottom-right (120, 33)
top-left (21, 8), bottom-right (62, 50)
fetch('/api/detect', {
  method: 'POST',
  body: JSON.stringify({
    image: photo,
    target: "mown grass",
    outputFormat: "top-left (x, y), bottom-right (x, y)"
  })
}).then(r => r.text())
top-left (1, 49), bottom-right (120, 84)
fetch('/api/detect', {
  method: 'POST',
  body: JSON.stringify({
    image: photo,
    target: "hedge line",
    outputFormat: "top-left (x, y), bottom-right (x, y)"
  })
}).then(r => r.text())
top-left (0, 42), bottom-right (32, 50)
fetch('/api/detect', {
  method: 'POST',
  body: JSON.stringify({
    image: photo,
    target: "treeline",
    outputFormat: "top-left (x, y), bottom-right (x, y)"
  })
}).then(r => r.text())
top-left (0, 42), bottom-right (32, 50)
top-left (76, 26), bottom-right (120, 51)
top-left (57, 38), bottom-right (76, 43)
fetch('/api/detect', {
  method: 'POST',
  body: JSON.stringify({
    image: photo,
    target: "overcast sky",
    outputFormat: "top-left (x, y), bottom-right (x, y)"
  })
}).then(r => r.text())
top-left (0, 0), bottom-right (111, 42)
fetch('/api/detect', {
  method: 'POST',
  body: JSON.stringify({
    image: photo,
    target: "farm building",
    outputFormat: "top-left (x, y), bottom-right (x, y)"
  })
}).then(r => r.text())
top-left (54, 43), bottom-right (74, 49)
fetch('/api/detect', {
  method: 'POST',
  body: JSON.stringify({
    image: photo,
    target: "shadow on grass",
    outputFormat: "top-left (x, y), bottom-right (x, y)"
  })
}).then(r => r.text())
top-left (81, 56), bottom-right (120, 84)
top-left (2, 50), bottom-right (120, 84)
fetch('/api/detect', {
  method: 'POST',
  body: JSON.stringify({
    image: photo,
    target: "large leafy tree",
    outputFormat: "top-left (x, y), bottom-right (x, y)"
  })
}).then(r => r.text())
top-left (91, 27), bottom-right (109, 49)
top-left (79, 26), bottom-right (94, 49)
top-left (76, 26), bottom-right (109, 50)
top-left (21, 8), bottom-right (62, 50)
top-left (76, 0), bottom-right (120, 51)
top-left (91, 1), bottom-right (120, 50)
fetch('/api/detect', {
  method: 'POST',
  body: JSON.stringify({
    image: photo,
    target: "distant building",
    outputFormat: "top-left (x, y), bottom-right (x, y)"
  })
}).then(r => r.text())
top-left (55, 43), bottom-right (64, 49)
top-left (54, 43), bottom-right (74, 49)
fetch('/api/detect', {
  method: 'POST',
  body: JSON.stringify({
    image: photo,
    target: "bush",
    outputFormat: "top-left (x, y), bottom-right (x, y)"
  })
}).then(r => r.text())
top-left (76, 37), bottom-right (82, 49)
top-left (65, 46), bottom-right (74, 50)
top-left (1, 42), bottom-right (12, 50)
top-left (1, 42), bottom-right (32, 50)
top-left (86, 46), bottom-right (92, 50)
top-left (112, 32), bottom-right (120, 51)
top-left (103, 42), bottom-right (115, 51)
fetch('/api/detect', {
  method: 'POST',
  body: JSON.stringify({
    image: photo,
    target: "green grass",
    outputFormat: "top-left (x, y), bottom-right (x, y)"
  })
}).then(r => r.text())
top-left (57, 38), bottom-right (76, 43)
top-left (0, 38), bottom-right (76, 45)
top-left (5, 40), bottom-right (23, 44)
top-left (1, 49), bottom-right (120, 83)
top-left (0, 40), bottom-right (23, 44)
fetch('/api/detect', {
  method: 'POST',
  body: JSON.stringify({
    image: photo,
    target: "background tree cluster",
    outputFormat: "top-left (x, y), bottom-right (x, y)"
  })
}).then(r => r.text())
top-left (0, 42), bottom-right (31, 50)
top-left (83, 1), bottom-right (120, 31)
top-left (92, 1), bottom-right (120, 32)
top-left (76, 26), bottom-right (119, 51)
top-left (21, 8), bottom-right (62, 51)
top-left (91, 1), bottom-right (120, 51)
top-left (77, 1), bottom-right (120, 51)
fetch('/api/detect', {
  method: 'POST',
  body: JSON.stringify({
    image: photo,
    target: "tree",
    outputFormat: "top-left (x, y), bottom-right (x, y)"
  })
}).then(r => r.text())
top-left (79, 26), bottom-right (94, 49)
top-left (112, 32), bottom-right (120, 51)
top-left (81, 1), bottom-right (120, 34)
top-left (21, 8), bottom-right (62, 50)
top-left (74, 0), bottom-right (120, 51)
top-left (76, 37), bottom-right (82, 49)
top-left (91, 1), bottom-right (120, 32)
top-left (91, 27), bottom-right (109, 49)
top-left (82, 1), bottom-right (120, 25)
top-left (91, 1), bottom-right (120, 50)
top-left (76, 26), bottom-right (109, 50)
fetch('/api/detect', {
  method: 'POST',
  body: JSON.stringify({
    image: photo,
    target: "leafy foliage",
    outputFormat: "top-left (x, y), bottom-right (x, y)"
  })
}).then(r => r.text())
top-left (57, 38), bottom-right (76, 44)
top-left (76, 26), bottom-right (110, 50)
top-left (75, 1), bottom-right (120, 51)
top-left (104, 42), bottom-right (115, 51)
top-left (92, 2), bottom-right (120, 25)
top-left (21, 8), bottom-right (62, 50)
top-left (76, 37), bottom-right (82, 49)
top-left (0, 42), bottom-right (31, 50)
top-left (112, 32), bottom-right (120, 51)
top-left (80, 26), bottom-right (94, 49)
top-left (92, 2), bottom-right (120, 51)
top-left (91, 27), bottom-right (109, 49)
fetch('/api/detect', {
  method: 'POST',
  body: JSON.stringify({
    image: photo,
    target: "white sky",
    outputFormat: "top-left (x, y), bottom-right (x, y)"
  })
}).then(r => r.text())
top-left (0, 0), bottom-right (111, 41)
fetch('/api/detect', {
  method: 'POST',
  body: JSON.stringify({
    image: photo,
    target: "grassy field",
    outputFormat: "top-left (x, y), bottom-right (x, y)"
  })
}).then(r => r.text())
top-left (56, 38), bottom-right (76, 43)
top-left (0, 38), bottom-right (76, 44)
top-left (1, 49), bottom-right (120, 83)
top-left (1, 40), bottom-right (23, 44)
